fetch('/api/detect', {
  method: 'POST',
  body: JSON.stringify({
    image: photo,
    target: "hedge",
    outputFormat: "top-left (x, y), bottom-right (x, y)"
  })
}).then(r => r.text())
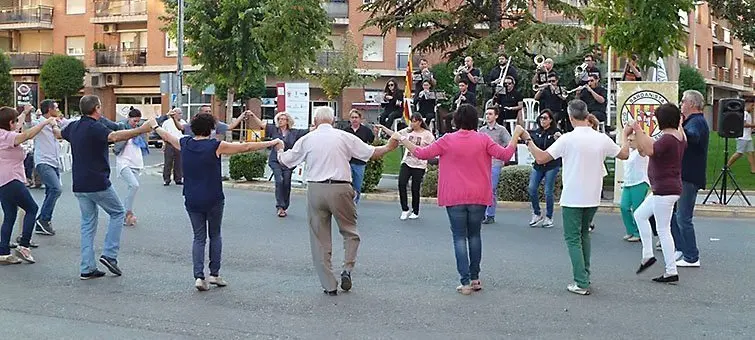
top-left (229, 151), bottom-right (267, 181)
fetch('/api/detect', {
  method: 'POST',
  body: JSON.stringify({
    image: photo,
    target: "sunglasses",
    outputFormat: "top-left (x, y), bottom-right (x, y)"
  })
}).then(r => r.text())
top-left (388, 84), bottom-right (395, 86)
top-left (504, 82), bottom-right (513, 85)
top-left (548, 80), bottom-right (557, 83)
top-left (539, 116), bottom-right (551, 120)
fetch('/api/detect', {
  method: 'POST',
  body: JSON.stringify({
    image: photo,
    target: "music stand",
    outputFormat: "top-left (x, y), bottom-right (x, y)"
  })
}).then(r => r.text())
top-left (702, 137), bottom-right (751, 206)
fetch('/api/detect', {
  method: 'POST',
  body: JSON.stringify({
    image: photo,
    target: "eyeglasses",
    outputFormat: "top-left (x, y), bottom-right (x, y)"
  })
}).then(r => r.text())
top-left (539, 116), bottom-right (550, 120)
top-left (388, 84), bottom-right (395, 87)
top-left (548, 80), bottom-right (557, 83)
top-left (504, 82), bottom-right (513, 86)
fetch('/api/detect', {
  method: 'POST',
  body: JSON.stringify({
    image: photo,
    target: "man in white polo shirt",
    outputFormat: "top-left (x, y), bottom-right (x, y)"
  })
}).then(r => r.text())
top-left (517, 99), bottom-right (630, 295)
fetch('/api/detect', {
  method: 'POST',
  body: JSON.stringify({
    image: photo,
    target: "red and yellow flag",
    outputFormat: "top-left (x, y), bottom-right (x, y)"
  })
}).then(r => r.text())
top-left (402, 48), bottom-right (413, 125)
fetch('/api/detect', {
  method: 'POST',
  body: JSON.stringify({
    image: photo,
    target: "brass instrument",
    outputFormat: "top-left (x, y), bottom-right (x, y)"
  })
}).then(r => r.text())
top-left (532, 83), bottom-right (549, 92)
top-left (565, 85), bottom-right (586, 94)
top-left (493, 55), bottom-right (513, 96)
top-left (455, 92), bottom-right (465, 109)
top-left (533, 55), bottom-right (545, 70)
top-left (454, 64), bottom-right (469, 76)
top-left (574, 62), bottom-right (588, 79)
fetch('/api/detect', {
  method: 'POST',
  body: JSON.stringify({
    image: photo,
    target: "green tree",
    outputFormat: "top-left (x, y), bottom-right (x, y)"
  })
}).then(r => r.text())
top-left (0, 51), bottom-right (12, 107)
top-left (308, 32), bottom-right (378, 108)
top-left (678, 63), bottom-right (707, 101)
top-left (255, 0), bottom-right (331, 79)
top-left (585, 0), bottom-right (695, 69)
top-left (39, 55), bottom-right (86, 114)
top-left (708, 1), bottom-right (755, 46)
top-left (361, 0), bottom-right (587, 60)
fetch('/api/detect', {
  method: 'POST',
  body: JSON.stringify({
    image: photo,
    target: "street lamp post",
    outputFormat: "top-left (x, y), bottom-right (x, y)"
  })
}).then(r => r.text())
top-left (176, 0), bottom-right (185, 109)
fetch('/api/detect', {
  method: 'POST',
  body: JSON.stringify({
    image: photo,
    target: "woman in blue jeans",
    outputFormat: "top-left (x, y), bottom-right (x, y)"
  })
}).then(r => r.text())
top-left (0, 106), bottom-right (57, 264)
top-left (528, 109), bottom-right (562, 228)
top-left (153, 113), bottom-right (282, 291)
top-left (114, 107), bottom-right (149, 226)
top-left (247, 111), bottom-right (309, 217)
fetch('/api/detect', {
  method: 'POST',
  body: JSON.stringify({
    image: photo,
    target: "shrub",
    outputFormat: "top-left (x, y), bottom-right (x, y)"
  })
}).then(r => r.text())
top-left (678, 63), bottom-right (707, 102)
top-left (229, 151), bottom-right (267, 181)
top-left (420, 165), bottom-right (438, 197)
top-left (362, 139), bottom-right (386, 192)
top-left (497, 165), bottom-right (562, 202)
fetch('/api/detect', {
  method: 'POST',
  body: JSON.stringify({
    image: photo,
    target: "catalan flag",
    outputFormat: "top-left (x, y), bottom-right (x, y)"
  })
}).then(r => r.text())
top-left (402, 47), bottom-right (413, 125)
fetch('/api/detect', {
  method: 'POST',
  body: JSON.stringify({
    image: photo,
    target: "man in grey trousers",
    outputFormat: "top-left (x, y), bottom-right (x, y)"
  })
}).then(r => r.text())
top-left (277, 106), bottom-right (398, 295)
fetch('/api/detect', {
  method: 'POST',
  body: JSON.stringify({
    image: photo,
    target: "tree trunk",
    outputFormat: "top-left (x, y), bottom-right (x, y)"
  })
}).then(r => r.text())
top-left (226, 88), bottom-right (235, 141)
top-left (490, 0), bottom-right (502, 35)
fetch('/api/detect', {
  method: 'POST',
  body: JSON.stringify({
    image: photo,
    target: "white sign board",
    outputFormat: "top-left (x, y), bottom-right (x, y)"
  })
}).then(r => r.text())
top-left (285, 83), bottom-right (310, 129)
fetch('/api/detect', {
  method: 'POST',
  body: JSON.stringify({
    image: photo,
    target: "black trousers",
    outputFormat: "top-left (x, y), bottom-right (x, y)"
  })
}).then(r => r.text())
top-left (398, 163), bottom-right (426, 214)
top-left (379, 110), bottom-right (404, 128)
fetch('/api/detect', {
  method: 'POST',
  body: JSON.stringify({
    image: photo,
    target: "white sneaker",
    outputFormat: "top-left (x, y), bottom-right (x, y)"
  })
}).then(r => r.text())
top-left (195, 278), bottom-right (209, 291)
top-left (208, 276), bottom-right (228, 287)
top-left (529, 214), bottom-right (543, 227)
top-left (675, 259), bottom-right (700, 267)
top-left (541, 217), bottom-right (554, 228)
top-left (456, 284), bottom-right (473, 295)
top-left (567, 282), bottom-right (590, 295)
top-left (408, 213), bottom-right (419, 219)
top-left (400, 211), bottom-right (411, 220)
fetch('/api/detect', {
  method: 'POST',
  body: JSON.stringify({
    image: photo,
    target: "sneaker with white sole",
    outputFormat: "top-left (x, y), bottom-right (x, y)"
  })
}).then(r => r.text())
top-left (622, 234), bottom-right (632, 240)
top-left (208, 276), bottom-right (228, 287)
top-left (195, 278), bottom-right (210, 291)
top-left (400, 211), bottom-right (411, 220)
top-left (655, 240), bottom-right (662, 251)
top-left (675, 259), bottom-right (700, 267)
top-left (626, 236), bottom-right (641, 242)
top-left (0, 254), bottom-right (22, 264)
top-left (529, 214), bottom-right (543, 227)
top-left (408, 213), bottom-right (419, 220)
top-left (541, 217), bottom-right (554, 228)
top-left (13, 246), bottom-right (35, 263)
top-left (567, 282), bottom-right (590, 295)
top-left (456, 284), bottom-right (473, 295)
top-left (674, 251), bottom-right (683, 261)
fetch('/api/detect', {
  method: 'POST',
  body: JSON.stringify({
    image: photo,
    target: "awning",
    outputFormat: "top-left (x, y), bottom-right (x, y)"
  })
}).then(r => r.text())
top-left (113, 87), bottom-right (161, 95)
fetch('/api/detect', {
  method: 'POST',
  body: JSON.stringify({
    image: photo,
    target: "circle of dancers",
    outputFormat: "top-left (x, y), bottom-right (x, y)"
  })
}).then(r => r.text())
top-left (0, 84), bottom-right (719, 296)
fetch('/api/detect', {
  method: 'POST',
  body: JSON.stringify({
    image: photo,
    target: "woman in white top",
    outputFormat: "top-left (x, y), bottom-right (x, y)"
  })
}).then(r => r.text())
top-left (379, 113), bottom-right (436, 220)
top-left (114, 108), bottom-right (149, 226)
top-left (619, 133), bottom-right (649, 242)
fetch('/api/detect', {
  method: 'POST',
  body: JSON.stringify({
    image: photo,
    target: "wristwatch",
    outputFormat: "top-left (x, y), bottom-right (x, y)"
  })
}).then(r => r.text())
top-left (524, 138), bottom-right (532, 144)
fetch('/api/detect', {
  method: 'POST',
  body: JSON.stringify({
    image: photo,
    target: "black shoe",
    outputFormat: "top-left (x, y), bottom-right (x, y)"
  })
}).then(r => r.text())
top-left (163, 182), bottom-right (170, 186)
top-left (636, 257), bottom-right (657, 274)
top-left (340, 271), bottom-right (352, 291)
top-left (482, 216), bottom-right (495, 224)
top-left (175, 181), bottom-right (183, 185)
top-left (589, 224), bottom-right (595, 232)
top-left (652, 274), bottom-right (679, 284)
top-left (80, 269), bottom-right (107, 280)
top-left (15, 236), bottom-right (38, 248)
top-left (99, 255), bottom-right (122, 276)
top-left (9, 242), bottom-right (17, 249)
top-left (323, 289), bottom-right (338, 296)
top-left (35, 220), bottom-right (55, 236)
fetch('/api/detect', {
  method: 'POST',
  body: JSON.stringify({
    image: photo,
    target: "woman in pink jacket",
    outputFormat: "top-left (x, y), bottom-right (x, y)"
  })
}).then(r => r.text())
top-left (393, 104), bottom-right (521, 294)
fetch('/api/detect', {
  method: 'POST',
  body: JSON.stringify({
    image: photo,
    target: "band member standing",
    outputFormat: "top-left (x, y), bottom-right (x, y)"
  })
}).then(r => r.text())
top-left (622, 54), bottom-right (643, 81)
top-left (455, 81), bottom-right (476, 108)
top-left (378, 79), bottom-right (404, 128)
top-left (413, 59), bottom-right (437, 94)
top-left (454, 57), bottom-right (482, 94)
top-left (533, 58), bottom-right (557, 86)
top-left (487, 53), bottom-right (518, 89)
top-left (534, 74), bottom-right (568, 130)
top-left (578, 74), bottom-right (607, 123)
top-left (494, 76), bottom-right (523, 130)
top-left (414, 80), bottom-right (437, 127)
top-left (578, 54), bottom-right (602, 86)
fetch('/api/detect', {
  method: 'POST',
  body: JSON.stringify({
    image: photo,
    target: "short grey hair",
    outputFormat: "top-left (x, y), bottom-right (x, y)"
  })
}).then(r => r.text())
top-left (313, 106), bottom-right (334, 124)
top-left (274, 111), bottom-right (295, 128)
top-left (80, 95), bottom-right (101, 116)
top-left (682, 90), bottom-right (705, 110)
top-left (567, 99), bottom-right (589, 121)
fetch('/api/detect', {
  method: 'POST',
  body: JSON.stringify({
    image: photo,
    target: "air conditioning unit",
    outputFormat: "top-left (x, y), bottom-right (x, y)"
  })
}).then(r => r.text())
top-left (105, 74), bottom-right (121, 86)
top-left (103, 24), bottom-right (116, 33)
top-left (20, 76), bottom-right (34, 82)
top-left (88, 73), bottom-right (105, 88)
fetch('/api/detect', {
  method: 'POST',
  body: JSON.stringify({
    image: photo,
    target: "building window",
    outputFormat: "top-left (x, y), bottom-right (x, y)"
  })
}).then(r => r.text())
top-left (707, 48), bottom-right (712, 71)
top-left (165, 34), bottom-right (178, 57)
top-left (66, 36), bottom-right (86, 59)
top-left (679, 10), bottom-right (688, 26)
top-left (395, 37), bottom-right (411, 70)
top-left (362, 35), bottom-right (383, 62)
top-left (724, 29), bottom-right (732, 44)
top-left (735, 58), bottom-right (741, 78)
top-left (66, 0), bottom-right (86, 15)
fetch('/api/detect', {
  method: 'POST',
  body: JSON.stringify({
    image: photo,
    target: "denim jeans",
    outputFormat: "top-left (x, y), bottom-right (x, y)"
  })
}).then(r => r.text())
top-left (486, 164), bottom-right (503, 217)
top-left (350, 163), bottom-right (366, 204)
top-left (23, 153), bottom-right (34, 179)
top-left (35, 163), bottom-right (62, 222)
top-left (446, 204), bottom-right (486, 285)
top-left (0, 180), bottom-right (38, 255)
top-left (670, 181), bottom-right (700, 262)
top-left (119, 167), bottom-right (140, 212)
top-left (528, 166), bottom-right (560, 219)
top-left (270, 161), bottom-right (293, 210)
top-left (74, 186), bottom-right (126, 274)
top-left (187, 200), bottom-right (224, 279)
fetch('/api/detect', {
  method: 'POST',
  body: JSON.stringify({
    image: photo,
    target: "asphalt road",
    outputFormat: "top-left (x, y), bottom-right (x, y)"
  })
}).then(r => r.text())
top-left (1, 151), bottom-right (753, 339)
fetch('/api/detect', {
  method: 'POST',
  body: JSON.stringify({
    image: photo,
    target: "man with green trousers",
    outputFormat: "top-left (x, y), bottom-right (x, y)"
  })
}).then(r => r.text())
top-left (517, 99), bottom-right (630, 295)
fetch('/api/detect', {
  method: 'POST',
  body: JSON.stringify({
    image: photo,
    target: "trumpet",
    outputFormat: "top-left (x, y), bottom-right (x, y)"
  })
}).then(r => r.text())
top-left (532, 83), bottom-right (550, 91)
top-left (454, 64), bottom-right (469, 76)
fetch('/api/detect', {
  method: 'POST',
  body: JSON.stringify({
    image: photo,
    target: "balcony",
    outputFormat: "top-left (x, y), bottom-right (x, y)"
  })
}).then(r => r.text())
top-left (0, 6), bottom-right (53, 30)
top-left (711, 65), bottom-right (732, 83)
top-left (316, 50), bottom-right (343, 68)
top-left (745, 76), bottom-right (753, 88)
top-left (95, 48), bottom-right (147, 67)
top-left (6, 52), bottom-right (51, 69)
top-left (321, 0), bottom-right (348, 25)
top-left (91, 0), bottom-right (148, 24)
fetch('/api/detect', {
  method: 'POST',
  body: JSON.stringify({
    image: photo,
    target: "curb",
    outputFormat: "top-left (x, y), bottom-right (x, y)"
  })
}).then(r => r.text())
top-left (221, 181), bottom-right (755, 219)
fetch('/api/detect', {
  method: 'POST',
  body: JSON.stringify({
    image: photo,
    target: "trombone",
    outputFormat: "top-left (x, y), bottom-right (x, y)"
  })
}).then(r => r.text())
top-left (532, 83), bottom-right (549, 91)
top-left (565, 85), bottom-right (586, 94)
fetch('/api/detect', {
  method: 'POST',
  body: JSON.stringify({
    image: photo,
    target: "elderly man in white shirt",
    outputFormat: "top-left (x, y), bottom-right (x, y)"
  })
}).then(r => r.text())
top-left (161, 108), bottom-right (187, 186)
top-left (277, 106), bottom-right (398, 296)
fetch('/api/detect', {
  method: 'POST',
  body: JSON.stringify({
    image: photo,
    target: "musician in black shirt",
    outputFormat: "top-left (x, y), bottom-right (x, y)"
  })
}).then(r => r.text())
top-left (414, 80), bottom-right (437, 127)
top-left (622, 55), bottom-right (642, 81)
top-left (487, 54), bottom-right (518, 89)
top-left (578, 54), bottom-right (602, 86)
top-left (378, 78), bottom-right (404, 127)
top-left (495, 76), bottom-right (523, 129)
top-left (413, 59), bottom-right (437, 95)
top-left (532, 58), bottom-right (557, 86)
top-left (534, 73), bottom-right (568, 130)
top-left (578, 74), bottom-right (607, 122)
top-left (453, 56), bottom-right (482, 94)
top-left (454, 81), bottom-right (476, 109)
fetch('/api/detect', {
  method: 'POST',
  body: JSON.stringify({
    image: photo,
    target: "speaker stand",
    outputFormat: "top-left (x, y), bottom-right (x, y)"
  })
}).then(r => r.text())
top-left (703, 137), bottom-right (752, 206)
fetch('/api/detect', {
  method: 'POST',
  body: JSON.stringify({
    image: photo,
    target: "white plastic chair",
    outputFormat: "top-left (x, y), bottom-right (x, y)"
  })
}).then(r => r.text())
top-left (522, 98), bottom-right (539, 130)
top-left (58, 140), bottom-right (72, 172)
top-left (502, 119), bottom-right (518, 133)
